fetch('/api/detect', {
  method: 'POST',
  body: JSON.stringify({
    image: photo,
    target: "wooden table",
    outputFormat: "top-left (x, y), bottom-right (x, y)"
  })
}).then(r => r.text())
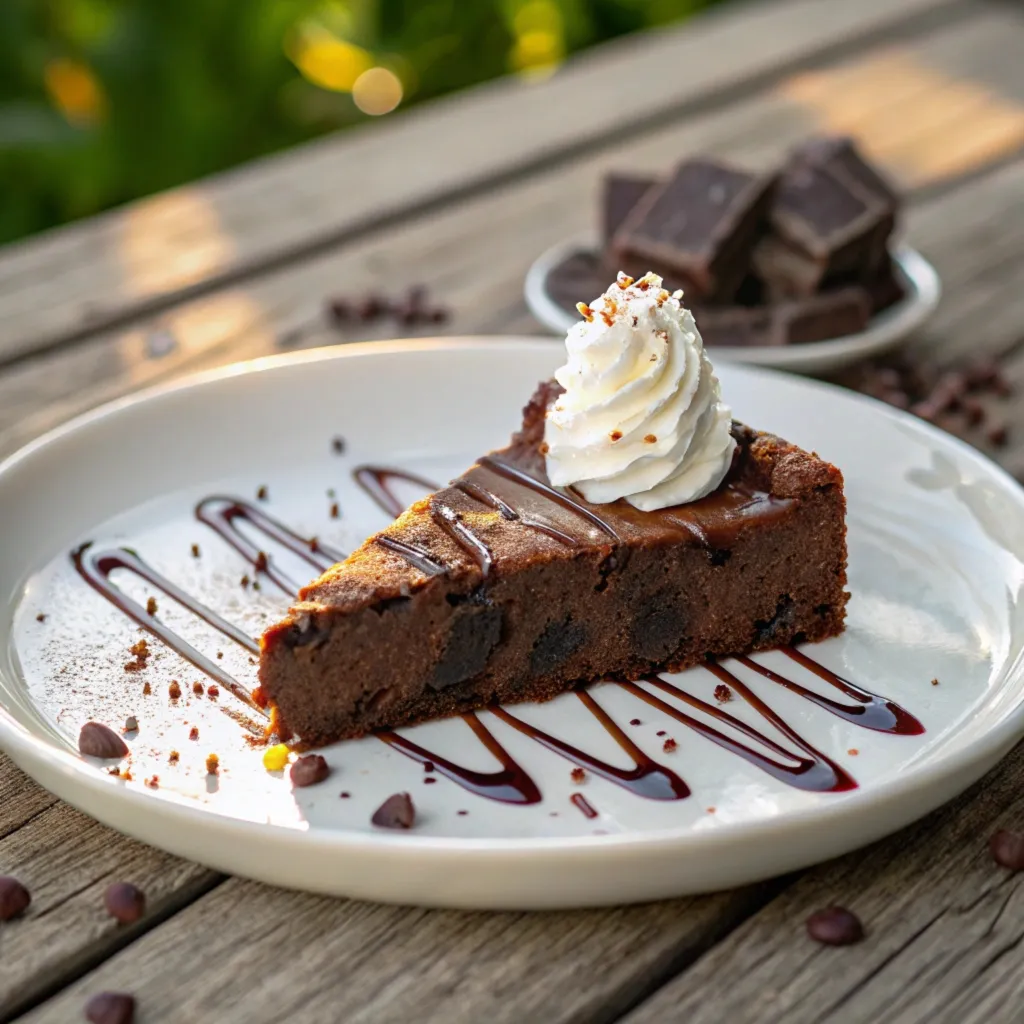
top-left (3, 0), bottom-right (1024, 1020)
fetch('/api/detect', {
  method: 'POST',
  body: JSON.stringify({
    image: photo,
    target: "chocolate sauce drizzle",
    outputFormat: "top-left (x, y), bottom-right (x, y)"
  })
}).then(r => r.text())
top-left (622, 664), bottom-right (856, 792)
top-left (353, 466), bottom-right (437, 519)
top-left (478, 455), bottom-right (621, 545)
top-left (379, 713), bottom-right (541, 804)
top-left (195, 497), bottom-right (342, 594)
top-left (571, 793), bottom-right (599, 819)
top-left (490, 690), bottom-right (689, 800)
top-left (71, 543), bottom-right (262, 713)
top-left (429, 500), bottom-right (493, 576)
top-left (70, 463), bottom-right (925, 810)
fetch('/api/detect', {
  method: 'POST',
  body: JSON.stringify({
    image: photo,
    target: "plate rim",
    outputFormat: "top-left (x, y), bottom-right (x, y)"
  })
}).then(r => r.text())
top-left (0, 337), bottom-right (1021, 864)
top-left (523, 236), bottom-right (942, 370)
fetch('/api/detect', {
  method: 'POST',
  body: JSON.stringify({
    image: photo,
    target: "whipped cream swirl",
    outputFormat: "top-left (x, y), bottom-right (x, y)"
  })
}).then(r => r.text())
top-left (543, 272), bottom-right (736, 511)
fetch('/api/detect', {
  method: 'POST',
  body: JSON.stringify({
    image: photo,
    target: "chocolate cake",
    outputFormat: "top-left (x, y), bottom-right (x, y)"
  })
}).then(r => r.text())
top-left (259, 383), bottom-right (848, 746)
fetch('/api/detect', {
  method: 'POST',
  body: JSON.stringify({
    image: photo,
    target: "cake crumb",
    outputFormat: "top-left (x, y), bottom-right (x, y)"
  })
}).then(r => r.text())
top-left (205, 753), bottom-right (220, 775)
top-left (662, 737), bottom-right (678, 753)
top-left (168, 680), bottom-right (181, 700)
top-left (332, 437), bottom-right (346, 455)
top-left (330, 502), bottom-right (340, 519)
top-left (36, 613), bottom-right (46, 623)
top-left (123, 639), bottom-right (150, 673)
top-left (847, 748), bottom-right (859, 756)
top-left (168, 750), bottom-right (179, 764)
top-left (707, 806), bottom-right (716, 814)
top-left (191, 543), bottom-right (201, 558)
top-left (570, 767), bottom-right (586, 784)
top-left (931, 677), bottom-right (940, 686)
top-left (240, 574), bottom-right (250, 589)
top-left (714, 683), bottom-right (732, 703)
top-left (189, 726), bottom-right (199, 741)
top-left (257, 485), bottom-right (268, 501)
top-left (142, 682), bottom-right (151, 696)
top-left (254, 551), bottom-right (269, 573)
top-left (146, 596), bottom-right (158, 616)
top-left (192, 681), bottom-right (204, 696)
top-left (629, 718), bottom-right (641, 726)
top-left (145, 775), bottom-right (159, 789)
top-left (207, 684), bottom-right (219, 699)
top-left (216, 652), bottom-right (223, 660)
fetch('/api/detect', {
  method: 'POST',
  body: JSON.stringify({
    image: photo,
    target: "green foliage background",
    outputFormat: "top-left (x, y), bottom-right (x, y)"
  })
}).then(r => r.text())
top-left (0, 0), bottom-right (719, 246)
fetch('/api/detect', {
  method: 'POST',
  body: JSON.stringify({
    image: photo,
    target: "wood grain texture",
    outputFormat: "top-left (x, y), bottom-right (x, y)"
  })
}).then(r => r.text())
top-left (621, 742), bottom-right (1024, 1024)
top-left (16, 881), bottom-right (777, 1024)
top-left (0, 0), bottom-right (974, 365)
top-left (0, 800), bottom-right (217, 1021)
top-left (2, 7), bottom-right (1022, 464)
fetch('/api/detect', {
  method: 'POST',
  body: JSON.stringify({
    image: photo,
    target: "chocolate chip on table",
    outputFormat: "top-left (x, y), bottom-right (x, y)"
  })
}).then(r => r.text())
top-left (331, 436), bottom-right (346, 455)
top-left (79, 722), bottom-right (129, 759)
top-left (990, 829), bottom-right (1024, 870)
top-left (104, 882), bottom-right (146, 924)
top-left (123, 716), bottom-right (138, 734)
top-left (372, 792), bottom-right (415, 829)
top-left (84, 991), bottom-right (136, 1024)
top-left (0, 876), bottom-right (31, 920)
top-left (806, 906), bottom-right (865, 946)
top-left (290, 754), bottom-right (330, 788)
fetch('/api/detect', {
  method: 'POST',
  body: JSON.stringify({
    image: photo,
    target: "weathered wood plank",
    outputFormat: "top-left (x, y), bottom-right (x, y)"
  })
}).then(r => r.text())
top-left (0, 801), bottom-right (217, 1022)
top-left (15, 882), bottom-right (778, 1024)
top-left (0, 0), bottom-right (976, 364)
top-left (619, 741), bottom-right (1024, 1024)
top-left (2, 7), bottom-right (1022, 465)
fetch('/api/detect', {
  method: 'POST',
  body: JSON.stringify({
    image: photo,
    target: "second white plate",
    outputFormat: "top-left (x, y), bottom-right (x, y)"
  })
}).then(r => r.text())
top-left (525, 239), bottom-right (941, 374)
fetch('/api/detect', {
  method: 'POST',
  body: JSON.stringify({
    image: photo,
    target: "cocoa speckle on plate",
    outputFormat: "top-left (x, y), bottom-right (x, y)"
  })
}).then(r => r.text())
top-left (168, 750), bottom-right (179, 764)
top-left (257, 485), bottom-right (269, 501)
top-left (168, 680), bottom-right (181, 700)
top-left (142, 682), bottom-right (151, 696)
top-left (290, 754), bottom-right (330, 788)
top-left (84, 991), bottom-right (136, 1024)
top-left (662, 737), bottom-right (678, 752)
top-left (35, 613), bottom-right (46, 623)
top-left (332, 437), bottom-right (346, 455)
top-left (806, 906), bottom-right (864, 946)
top-left (191, 543), bottom-right (201, 558)
top-left (0, 876), bottom-right (31, 920)
top-left (254, 551), bottom-right (269, 573)
top-left (570, 767), bottom-right (586, 784)
top-left (714, 683), bottom-right (732, 702)
top-left (104, 882), bottom-right (146, 924)
top-left (330, 502), bottom-right (340, 519)
top-left (79, 722), bottom-right (129, 759)
top-left (990, 829), bottom-right (1024, 870)
top-left (629, 718), bottom-right (641, 726)
top-left (372, 792), bottom-right (415, 829)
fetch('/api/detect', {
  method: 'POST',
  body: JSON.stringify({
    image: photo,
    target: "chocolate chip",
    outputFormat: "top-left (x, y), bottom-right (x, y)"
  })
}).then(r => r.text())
top-left (331, 437), bottom-right (346, 455)
top-left (990, 829), bottom-right (1024, 870)
top-left (372, 792), bottom-right (415, 829)
top-left (85, 991), bottom-right (136, 1024)
top-left (629, 718), bottom-right (641, 726)
top-left (123, 716), bottom-right (138, 734)
top-left (79, 722), bottom-right (129, 759)
top-left (0, 876), bottom-right (31, 920)
top-left (256, 485), bottom-right (268, 501)
top-left (326, 298), bottom-right (352, 323)
top-left (714, 683), bottom-right (732, 703)
top-left (987, 423), bottom-right (1008, 447)
top-left (36, 613), bottom-right (46, 623)
top-left (290, 754), bottom-right (330, 788)
top-left (806, 906), bottom-right (864, 945)
top-left (104, 882), bottom-right (146, 924)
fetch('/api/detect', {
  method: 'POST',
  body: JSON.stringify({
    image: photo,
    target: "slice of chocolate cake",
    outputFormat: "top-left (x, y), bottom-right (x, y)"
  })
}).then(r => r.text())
top-left (259, 394), bottom-right (847, 746)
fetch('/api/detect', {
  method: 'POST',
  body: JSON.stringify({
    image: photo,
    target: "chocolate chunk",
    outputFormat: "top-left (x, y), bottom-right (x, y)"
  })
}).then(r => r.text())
top-left (806, 906), bottom-right (864, 945)
top-left (530, 616), bottom-right (587, 676)
top-left (79, 722), bottom-right (129, 759)
top-left (0, 876), bottom-right (31, 920)
top-left (632, 591), bottom-right (689, 661)
top-left (430, 592), bottom-right (502, 691)
top-left (602, 173), bottom-right (658, 243)
top-left (775, 287), bottom-right (871, 345)
top-left (754, 161), bottom-right (893, 296)
top-left (791, 136), bottom-right (899, 210)
top-left (612, 158), bottom-right (777, 302)
top-left (104, 882), bottom-right (146, 924)
top-left (372, 792), bottom-right (415, 829)
top-left (331, 436), bottom-right (346, 455)
top-left (290, 754), bottom-right (330, 788)
top-left (85, 991), bottom-right (136, 1024)
top-left (990, 829), bottom-right (1024, 870)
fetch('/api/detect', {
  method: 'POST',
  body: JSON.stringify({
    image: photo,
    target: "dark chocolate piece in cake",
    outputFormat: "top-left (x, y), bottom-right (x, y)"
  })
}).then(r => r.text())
top-left (611, 158), bottom-right (777, 302)
top-left (259, 383), bottom-right (848, 746)
top-left (692, 306), bottom-right (778, 348)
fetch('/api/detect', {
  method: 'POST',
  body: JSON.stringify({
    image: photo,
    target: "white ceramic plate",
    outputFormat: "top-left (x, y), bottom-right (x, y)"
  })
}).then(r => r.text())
top-left (1, 339), bottom-right (1022, 910)
top-left (525, 238), bottom-right (941, 375)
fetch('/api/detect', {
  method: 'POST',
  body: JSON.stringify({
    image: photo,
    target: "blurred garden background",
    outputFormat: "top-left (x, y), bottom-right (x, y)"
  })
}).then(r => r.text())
top-left (0, 0), bottom-right (723, 246)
